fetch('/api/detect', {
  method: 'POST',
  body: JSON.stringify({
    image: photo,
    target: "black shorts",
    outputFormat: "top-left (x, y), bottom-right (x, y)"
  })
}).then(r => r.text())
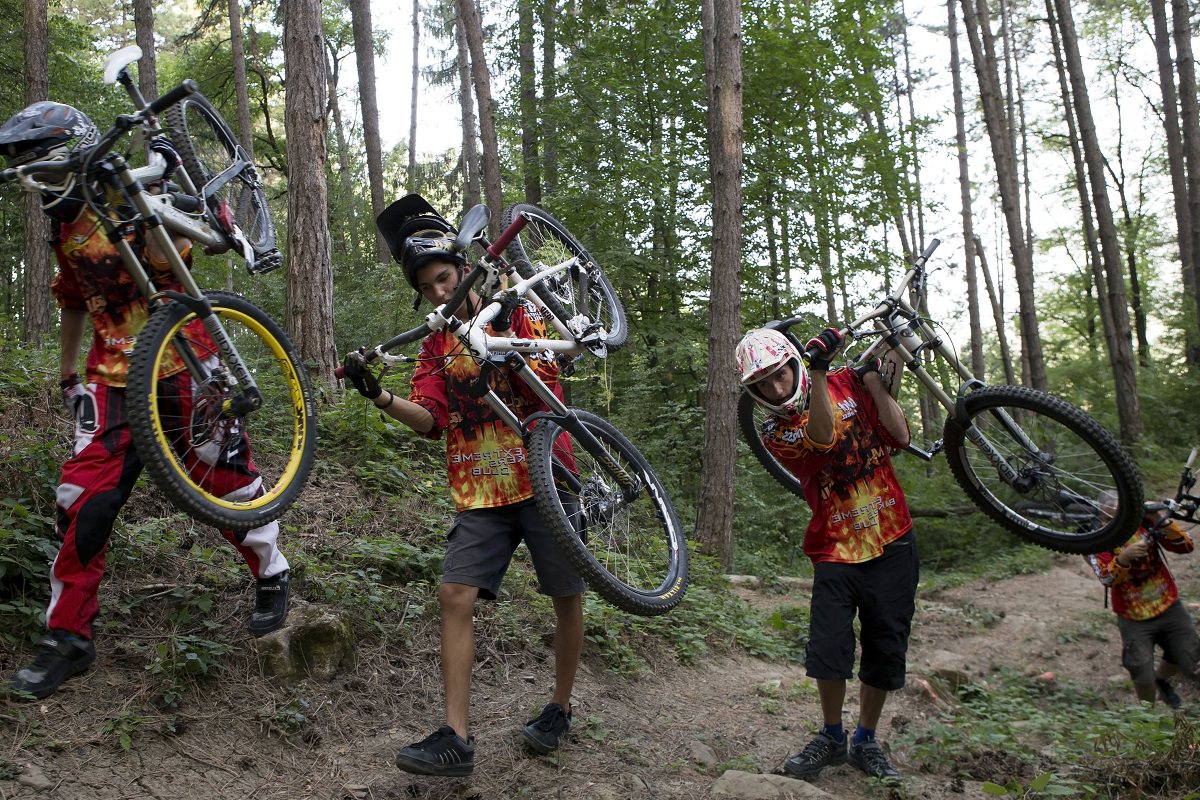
top-left (806, 530), bottom-right (919, 691)
top-left (442, 499), bottom-right (586, 600)
top-left (1116, 600), bottom-right (1200, 684)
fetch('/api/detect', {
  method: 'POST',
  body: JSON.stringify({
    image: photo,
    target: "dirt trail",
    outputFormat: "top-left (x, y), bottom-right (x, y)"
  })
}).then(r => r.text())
top-left (3, 547), bottom-right (1198, 800)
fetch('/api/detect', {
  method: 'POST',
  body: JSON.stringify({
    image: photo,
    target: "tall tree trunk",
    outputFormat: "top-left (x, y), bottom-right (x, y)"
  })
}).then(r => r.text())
top-left (696, 0), bottom-right (743, 572)
top-left (407, 0), bottom-right (419, 192)
top-left (1171, 0), bottom-right (1200, 356)
top-left (1053, 0), bottom-right (1141, 442)
top-left (326, 43), bottom-right (360, 256)
top-left (960, 0), bottom-right (1046, 389)
top-left (349, 0), bottom-right (388, 263)
top-left (1150, 0), bottom-right (1198, 364)
top-left (974, 235), bottom-right (1017, 385)
top-left (1045, 0), bottom-right (1115, 375)
top-left (133, 0), bottom-right (157, 100)
top-left (21, 0), bottom-right (50, 346)
top-left (518, 0), bottom-right (540, 202)
top-left (284, 0), bottom-right (337, 386)
top-left (949, 0), bottom-right (984, 378)
top-left (454, 15), bottom-right (481, 210)
top-left (228, 0), bottom-right (254, 155)
top-left (459, 0), bottom-right (502, 232)
top-left (540, 0), bottom-right (557, 198)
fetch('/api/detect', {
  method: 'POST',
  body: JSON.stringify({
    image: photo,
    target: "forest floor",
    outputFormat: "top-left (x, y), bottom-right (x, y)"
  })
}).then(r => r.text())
top-left (2, 534), bottom-right (1198, 800)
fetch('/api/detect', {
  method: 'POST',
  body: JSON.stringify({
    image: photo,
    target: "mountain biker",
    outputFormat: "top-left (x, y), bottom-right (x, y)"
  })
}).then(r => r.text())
top-left (1086, 492), bottom-right (1198, 708)
top-left (341, 194), bottom-right (584, 776)
top-left (1, 101), bottom-right (291, 701)
top-left (736, 325), bottom-right (915, 785)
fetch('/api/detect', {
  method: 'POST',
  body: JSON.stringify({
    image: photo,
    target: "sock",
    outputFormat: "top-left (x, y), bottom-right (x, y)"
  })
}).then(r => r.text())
top-left (853, 725), bottom-right (876, 745)
top-left (821, 721), bottom-right (845, 743)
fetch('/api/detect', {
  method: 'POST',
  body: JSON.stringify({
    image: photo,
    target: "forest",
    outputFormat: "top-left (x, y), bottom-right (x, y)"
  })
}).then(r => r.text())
top-left (2, 0), bottom-right (1200, 796)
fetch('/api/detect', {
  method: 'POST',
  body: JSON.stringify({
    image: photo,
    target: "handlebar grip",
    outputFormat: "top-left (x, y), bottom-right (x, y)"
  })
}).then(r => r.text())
top-left (918, 238), bottom-right (941, 262)
top-left (1188, 447), bottom-right (1197, 469)
top-left (148, 80), bottom-right (199, 115)
top-left (488, 213), bottom-right (527, 258)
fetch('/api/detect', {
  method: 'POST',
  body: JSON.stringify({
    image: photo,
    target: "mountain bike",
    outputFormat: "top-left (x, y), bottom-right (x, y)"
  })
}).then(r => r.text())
top-left (739, 239), bottom-right (1144, 555)
top-left (2, 46), bottom-right (316, 532)
top-left (338, 203), bottom-right (687, 616)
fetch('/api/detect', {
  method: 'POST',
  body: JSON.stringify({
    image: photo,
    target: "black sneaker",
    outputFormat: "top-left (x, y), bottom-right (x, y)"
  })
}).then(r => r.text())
top-left (8, 631), bottom-right (96, 700)
top-left (248, 570), bottom-right (290, 635)
top-left (848, 739), bottom-right (902, 784)
top-left (523, 702), bottom-right (572, 755)
top-left (1156, 678), bottom-right (1183, 709)
top-left (395, 726), bottom-right (475, 777)
top-left (782, 731), bottom-right (847, 779)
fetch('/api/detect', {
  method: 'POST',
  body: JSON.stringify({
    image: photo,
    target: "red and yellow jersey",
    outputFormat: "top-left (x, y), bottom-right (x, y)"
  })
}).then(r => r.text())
top-left (759, 368), bottom-right (912, 564)
top-left (409, 301), bottom-right (567, 511)
top-left (1086, 521), bottom-right (1193, 620)
top-left (51, 208), bottom-right (202, 387)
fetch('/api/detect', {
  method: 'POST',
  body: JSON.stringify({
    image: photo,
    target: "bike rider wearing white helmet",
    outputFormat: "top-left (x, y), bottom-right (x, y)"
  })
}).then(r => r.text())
top-left (736, 324), bottom-right (914, 786)
top-left (2, 101), bottom-right (291, 702)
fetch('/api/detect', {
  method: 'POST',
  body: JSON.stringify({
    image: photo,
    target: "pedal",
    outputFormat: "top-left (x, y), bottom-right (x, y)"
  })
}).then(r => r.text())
top-left (247, 248), bottom-right (283, 275)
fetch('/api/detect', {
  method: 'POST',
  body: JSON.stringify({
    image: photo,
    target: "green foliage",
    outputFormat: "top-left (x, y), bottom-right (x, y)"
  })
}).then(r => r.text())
top-left (897, 668), bottom-right (1200, 795)
top-left (141, 633), bottom-right (235, 709)
top-left (100, 709), bottom-right (148, 753)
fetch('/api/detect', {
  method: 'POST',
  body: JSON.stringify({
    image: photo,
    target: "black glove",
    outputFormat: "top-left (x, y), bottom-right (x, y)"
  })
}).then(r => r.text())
top-left (853, 358), bottom-right (881, 382)
top-left (805, 327), bottom-right (843, 372)
top-left (342, 350), bottom-right (382, 400)
top-left (61, 373), bottom-right (84, 417)
top-left (148, 137), bottom-right (181, 182)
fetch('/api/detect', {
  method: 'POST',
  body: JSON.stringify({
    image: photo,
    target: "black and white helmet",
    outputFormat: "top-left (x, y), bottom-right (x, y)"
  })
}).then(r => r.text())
top-left (0, 102), bottom-right (98, 168)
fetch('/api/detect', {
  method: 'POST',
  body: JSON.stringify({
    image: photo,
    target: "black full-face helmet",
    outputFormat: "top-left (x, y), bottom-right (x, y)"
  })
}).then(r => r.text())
top-left (0, 102), bottom-right (100, 218)
top-left (376, 194), bottom-right (467, 292)
top-left (0, 101), bottom-right (98, 178)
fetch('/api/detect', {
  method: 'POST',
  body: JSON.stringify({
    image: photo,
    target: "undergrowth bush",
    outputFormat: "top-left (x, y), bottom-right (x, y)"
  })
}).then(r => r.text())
top-left (896, 668), bottom-right (1200, 797)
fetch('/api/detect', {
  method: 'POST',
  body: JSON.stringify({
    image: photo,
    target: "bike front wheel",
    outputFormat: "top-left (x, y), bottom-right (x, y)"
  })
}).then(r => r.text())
top-left (500, 204), bottom-right (628, 351)
top-left (127, 291), bottom-right (317, 531)
top-left (162, 93), bottom-right (277, 261)
top-left (737, 390), bottom-right (805, 499)
top-left (527, 409), bottom-right (688, 616)
top-left (942, 385), bottom-right (1143, 554)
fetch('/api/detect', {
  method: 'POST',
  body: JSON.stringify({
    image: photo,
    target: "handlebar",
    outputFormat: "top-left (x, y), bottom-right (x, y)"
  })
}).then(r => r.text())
top-left (488, 213), bottom-right (527, 259)
top-left (148, 80), bottom-right (198, 115)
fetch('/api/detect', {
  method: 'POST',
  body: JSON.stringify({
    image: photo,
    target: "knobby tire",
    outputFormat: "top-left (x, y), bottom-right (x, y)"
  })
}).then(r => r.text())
top-left (527, 409), bottom-right (687, 616)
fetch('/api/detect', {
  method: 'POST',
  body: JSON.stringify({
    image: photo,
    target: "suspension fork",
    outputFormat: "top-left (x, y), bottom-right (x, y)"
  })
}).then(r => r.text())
top-left (106, 156), bottom-right (262, 414)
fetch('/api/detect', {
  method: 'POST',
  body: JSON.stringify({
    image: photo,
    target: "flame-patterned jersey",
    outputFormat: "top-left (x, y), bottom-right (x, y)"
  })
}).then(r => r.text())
top-left (1086, 522), bottom-right (1193, 621)
top-left (50, 208), bottom-right (204, 387)
top-left (759, 367), bottom-right (912, 564)
top-left (409, 301), bottom-right (567, 512)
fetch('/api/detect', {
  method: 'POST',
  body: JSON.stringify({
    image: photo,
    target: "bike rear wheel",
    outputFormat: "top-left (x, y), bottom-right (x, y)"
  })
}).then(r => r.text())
top-left (500, 204), bottom-right (628, 351)
top-left (162, 93), bottom-right (277, 265)
top-left (737, 391), bottom-right (805, 498)
top-left (527, 409), bottom-right (687, 616)
top-left (127, 291), bottom-right (317, 531)
top-left (943, 385), bottom-right (1143, 554)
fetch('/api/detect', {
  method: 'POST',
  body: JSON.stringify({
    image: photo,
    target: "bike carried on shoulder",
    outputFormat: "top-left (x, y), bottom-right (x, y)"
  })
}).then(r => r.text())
top-left (739, 239), bottom-right (1144, 555)
top-left (2, 46), bottom-right (316, 532)
top-left (339, 203), bottom-right (687, 616)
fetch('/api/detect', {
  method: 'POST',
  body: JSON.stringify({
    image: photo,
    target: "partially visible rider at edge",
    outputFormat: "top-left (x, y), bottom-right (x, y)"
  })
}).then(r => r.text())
top-left (340, 194), bottom-right (584, 777)
top-left (1085, 491), bottom-right (1198, 708)
top-left (735, 325), bottom-right (915, 786)
top-left (1, 102), bottom-right (291, 702)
